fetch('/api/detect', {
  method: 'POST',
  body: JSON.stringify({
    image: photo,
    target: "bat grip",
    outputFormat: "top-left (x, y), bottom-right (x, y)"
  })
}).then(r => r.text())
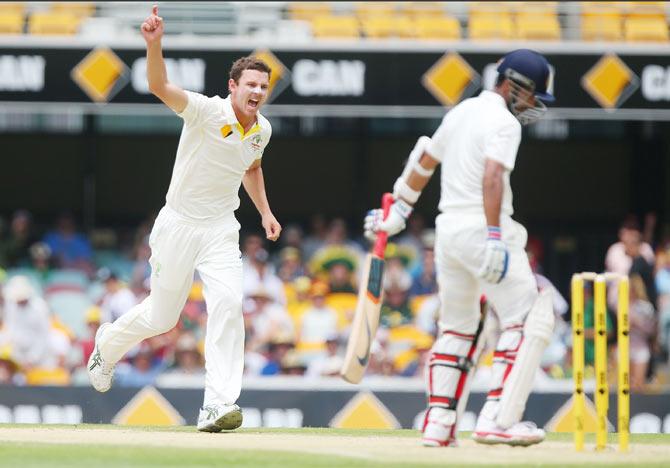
top-left (373, 192), bottom-right (394, 258)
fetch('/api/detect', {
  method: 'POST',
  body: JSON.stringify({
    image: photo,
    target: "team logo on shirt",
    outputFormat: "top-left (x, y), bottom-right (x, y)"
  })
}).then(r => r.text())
top-left (250, 134), bottom-right (263, 152)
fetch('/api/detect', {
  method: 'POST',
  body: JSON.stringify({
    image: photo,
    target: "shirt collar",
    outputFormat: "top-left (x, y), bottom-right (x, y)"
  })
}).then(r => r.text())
top-left (223, 95), bottom-right (261, 139)
top-left (480, 90), bottom-right (507, 108)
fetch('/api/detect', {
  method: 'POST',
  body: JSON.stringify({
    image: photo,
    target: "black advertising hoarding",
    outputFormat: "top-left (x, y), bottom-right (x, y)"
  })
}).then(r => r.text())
top-left (1, 44), bottom-right (670, 118)
top-left (0, 385), bottom-right (668, 434)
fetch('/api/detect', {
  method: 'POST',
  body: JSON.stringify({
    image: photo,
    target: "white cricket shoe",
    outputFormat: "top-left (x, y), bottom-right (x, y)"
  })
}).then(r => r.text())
top-left (87, 322), bottom-right (115, 393)
top-left (422, 421), bottom-right (457, 447)
top-left (197, 404), bottom-right (243, 433)
top-left (472, 413), bottom-right (545, 446)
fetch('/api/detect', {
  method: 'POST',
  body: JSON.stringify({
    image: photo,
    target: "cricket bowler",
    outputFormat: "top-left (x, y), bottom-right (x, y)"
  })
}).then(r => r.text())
top-left (364, 49), bottom-right (556, 447)
top-left (88, 5), bottom-right (282, 432)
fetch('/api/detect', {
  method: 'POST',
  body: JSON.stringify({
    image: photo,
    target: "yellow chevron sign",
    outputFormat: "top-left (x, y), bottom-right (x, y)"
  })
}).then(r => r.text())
top-left (329, 391), bottom-right (400, 429)
top-left (112, 386), bottom-right (185, 426)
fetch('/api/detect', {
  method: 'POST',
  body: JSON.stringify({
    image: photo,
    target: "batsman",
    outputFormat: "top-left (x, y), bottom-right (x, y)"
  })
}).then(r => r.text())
top-left (365, 49), bottom-right (556, 447)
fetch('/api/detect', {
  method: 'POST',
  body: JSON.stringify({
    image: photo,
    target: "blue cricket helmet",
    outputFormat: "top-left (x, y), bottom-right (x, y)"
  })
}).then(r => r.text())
top-left (497, 49), bottom-right (555, 103)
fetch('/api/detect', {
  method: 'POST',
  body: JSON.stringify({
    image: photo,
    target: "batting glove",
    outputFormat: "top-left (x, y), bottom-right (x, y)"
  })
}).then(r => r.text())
top-left (478, 226), bottom-right (509, 284)
top-left (363, 199), bottom-right (413, 242)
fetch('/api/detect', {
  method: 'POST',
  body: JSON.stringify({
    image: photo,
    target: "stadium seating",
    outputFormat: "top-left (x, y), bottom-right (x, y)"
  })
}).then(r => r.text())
top-left (624, 16), bottom-right (670, 41)
top-left (0, 2), bottom-right (24, 15)
top-left (626, 1), bottom-right (667, 20)
top-left (311, 15), bottom-right (360, 38)
top-left (399, 2), bottom-right (447, 18)
top-left (581, 15), bottom-right (623, 41)
top-left (46, 290), bottom-right (93, 338)
top-left (44, 269), bottom-right (89, 294)
top-left (414, 16), bottom-right (461, 40)
top-left (360, 15), bottom-right (414, 39)
top-left (0, 12), bottom-right (23, 34)
top-left (287, 2), bottom-right (332, 21)
top-left (353, 2), bottom-right (397, 18)
top-left (517, 12), bottom-right (562, 40)
top-left (49, 2), bottom-right (96, 18)
top-left (469, 14), bottom-right (515, 40)
top-left (28, 12), bottom-right (81, 35)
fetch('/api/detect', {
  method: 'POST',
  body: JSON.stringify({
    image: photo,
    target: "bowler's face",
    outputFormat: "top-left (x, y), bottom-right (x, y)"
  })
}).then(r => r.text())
top-left (229, 69), bottom-right (269, 122)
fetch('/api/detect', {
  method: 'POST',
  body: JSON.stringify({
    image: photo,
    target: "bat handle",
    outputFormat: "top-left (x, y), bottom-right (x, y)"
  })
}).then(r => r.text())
top-left (373, 192), bottom-right (394, 258)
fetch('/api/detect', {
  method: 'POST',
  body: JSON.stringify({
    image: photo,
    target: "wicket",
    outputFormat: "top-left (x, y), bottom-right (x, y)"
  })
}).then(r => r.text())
top-left (571, 272), bottom-right (629, 452)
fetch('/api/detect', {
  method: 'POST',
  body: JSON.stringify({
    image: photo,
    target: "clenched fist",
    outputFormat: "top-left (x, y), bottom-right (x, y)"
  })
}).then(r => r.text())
top-left (141, 5), bottom-right (164, 44)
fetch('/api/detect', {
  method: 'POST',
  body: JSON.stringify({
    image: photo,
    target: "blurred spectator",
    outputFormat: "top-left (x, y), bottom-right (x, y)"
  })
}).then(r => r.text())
top-left (302, 214), bottom-right (328, 261)
top-left (241, 233), bottom-right (267, 271)
top-left (629, 275), bottom-right (657, 392)
top-left (396, 213), bottom-right (426, 273)
top-left (367, 328), bottom-right (394, 376)
top-left (278, 224), bottom-right (305, 255)
top-left (306, 334), bottom-right (343, 377)
top-left (285, 276), bottom-right (312, 329)
top-left (78, 306), bottom-right (102, 366)
top-left (322, 218), bottom-right (365, 256)
top-left (309, 244), bottom-right (359, 293)
top-left (409, 246), bottom-right (437, 296)
top-left (380, 257), bottom-right (413, 328)
top-left (243, 332), bottom-right (268, 376)
top-left (0, 210), bottom-right (36, 268)
top-left (2, 275), bottom-right (51, 370)
top-left (280, 350), bottom-right (307, 376)
top-left (243, 243), bottom-right (286, 305)
top-left (115, 344), bottom-right (167, 387)
top-left (244, 287), bottom-right (294, 352)
top-left (605, 216), bottom-right (655, 308)
top-left (163, 332), bottom-right (205, 377)
top-left (299, 281), bottom-right (338, 348)
top-left (582, 282), bottom-right (615, 367)
top-left (277, 247), bottom-right (306, 283)
top-left (606, 217), bottom-right (655, 274)
top-left (130, 235), bottom-right (152, 293)
top-left (622, 222), bottom-right (658, 307)
top-left (27, 242), bottom-right (54, 281)
top-left (327, 261), bottom-right (356, 294)
top-left (261, 333), bottom-right (295, 376)
top-left (98, 268), bottom-right (138, 323)
top-left (415, 294), bottom-right (440, 336)
top-left (0, 345), bottom-right (22, 385)
top-left (42, 212), bottom-right (93, 273)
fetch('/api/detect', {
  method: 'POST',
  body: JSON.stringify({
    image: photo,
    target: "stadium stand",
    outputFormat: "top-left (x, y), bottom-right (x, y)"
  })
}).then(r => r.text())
top-left (0, 11), bottom-right (23, 34)
top-left (28, 12), bottom-right (81, 35)
top-left (0, 2), bottom-right (667, 42)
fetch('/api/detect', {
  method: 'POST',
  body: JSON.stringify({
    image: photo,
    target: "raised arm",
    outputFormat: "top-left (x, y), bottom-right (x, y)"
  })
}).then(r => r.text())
top-left (242, 159), bottom-right (282, 241)
top-left (141, 5), bottom-right (187, 113)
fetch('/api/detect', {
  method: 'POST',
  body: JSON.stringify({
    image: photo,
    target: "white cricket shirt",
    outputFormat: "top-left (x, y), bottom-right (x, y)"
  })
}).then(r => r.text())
top-left (166, 92), bottom-right (272, 222)
top-left (426, 90), bottom-right (521, 216)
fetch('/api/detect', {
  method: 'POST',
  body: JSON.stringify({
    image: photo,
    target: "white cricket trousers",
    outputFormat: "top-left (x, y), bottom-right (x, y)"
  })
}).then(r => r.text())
top-left (98, 205), bottom-right (244, 408)
top-left (434, 211), bottom-right (538, 332)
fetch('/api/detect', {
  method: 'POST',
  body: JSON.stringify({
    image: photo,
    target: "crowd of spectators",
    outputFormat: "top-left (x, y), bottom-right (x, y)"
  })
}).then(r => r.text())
top-left (0, 209), bottom-right (668, 392)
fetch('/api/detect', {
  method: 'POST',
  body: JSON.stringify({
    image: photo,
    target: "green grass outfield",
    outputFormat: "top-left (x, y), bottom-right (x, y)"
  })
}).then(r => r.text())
top-left (0, 425), bottom-right (668, 468)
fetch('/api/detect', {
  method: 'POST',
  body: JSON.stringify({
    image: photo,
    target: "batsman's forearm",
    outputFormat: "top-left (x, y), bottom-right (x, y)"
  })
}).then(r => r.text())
top-left (243, 167), bottom-right (272, 217)
top-left (146, 41), bottom-right (169, 92)
top-left (401, 152), bottom-right (440, 203)
top-left (483, 172), bottom-right (503, 227)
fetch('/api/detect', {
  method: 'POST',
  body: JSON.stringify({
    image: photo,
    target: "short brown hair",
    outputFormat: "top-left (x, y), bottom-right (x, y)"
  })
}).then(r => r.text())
top-left (229, 56), bottom-right (271, 83)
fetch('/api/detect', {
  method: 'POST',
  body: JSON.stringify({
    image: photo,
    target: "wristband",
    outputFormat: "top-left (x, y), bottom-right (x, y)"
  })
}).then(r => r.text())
top-left (487, 226), bottom-right (502, 240)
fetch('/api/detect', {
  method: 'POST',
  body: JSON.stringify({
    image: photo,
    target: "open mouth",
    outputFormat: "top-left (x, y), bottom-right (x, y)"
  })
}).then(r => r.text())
top-left (248, 99), bottom-right (259, 109)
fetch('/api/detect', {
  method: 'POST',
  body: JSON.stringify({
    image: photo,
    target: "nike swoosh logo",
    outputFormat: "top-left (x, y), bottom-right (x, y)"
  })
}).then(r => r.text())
top-left (356, 317), bottom-right (372, 367)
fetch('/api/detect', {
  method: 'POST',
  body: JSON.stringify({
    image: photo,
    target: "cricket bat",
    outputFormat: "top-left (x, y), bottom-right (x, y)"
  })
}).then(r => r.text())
top-left (340, 192), bottom-right (395, 384)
